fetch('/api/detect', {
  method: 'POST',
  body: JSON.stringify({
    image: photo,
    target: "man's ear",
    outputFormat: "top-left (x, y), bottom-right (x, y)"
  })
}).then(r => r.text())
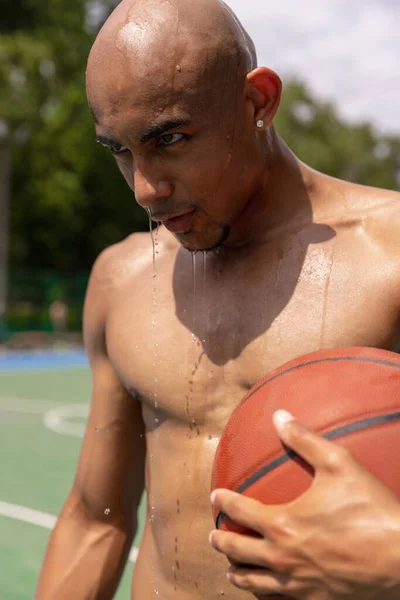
top-left (245, 67), bottom-right (282, 130)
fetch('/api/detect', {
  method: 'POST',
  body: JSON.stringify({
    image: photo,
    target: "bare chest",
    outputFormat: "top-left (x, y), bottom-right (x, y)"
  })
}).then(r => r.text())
top-left (106, 239), bottom-right (400, 431)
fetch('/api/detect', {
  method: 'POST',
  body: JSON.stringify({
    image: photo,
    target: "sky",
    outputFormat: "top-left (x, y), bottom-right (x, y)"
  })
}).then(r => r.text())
top-left (225, 0), bottom-right (400, 135)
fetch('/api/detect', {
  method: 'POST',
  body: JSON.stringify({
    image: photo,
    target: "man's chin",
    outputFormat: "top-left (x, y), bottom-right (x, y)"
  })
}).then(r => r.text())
top-left (175, 225), bottom-right (230, 252)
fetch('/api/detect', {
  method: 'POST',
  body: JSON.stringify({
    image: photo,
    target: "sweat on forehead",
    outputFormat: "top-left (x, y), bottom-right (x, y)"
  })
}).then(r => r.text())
top-left (86, 0), bottom-right (257, 121)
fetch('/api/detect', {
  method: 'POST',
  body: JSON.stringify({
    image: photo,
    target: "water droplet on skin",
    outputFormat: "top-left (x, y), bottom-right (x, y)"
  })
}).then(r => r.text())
top-left (149, 503), bottom-right (156, 524)
top-left (104, 508), bottom-right (110, 515)
top-left (95, 426), bottom-right (100, 432)
top-left (150, 454), bottom-right (155, 461)
top-left (146, 208), bottom-right (156, 269)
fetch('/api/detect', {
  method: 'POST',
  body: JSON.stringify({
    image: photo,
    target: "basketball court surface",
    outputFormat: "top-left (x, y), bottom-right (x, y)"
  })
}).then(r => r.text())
top-left (0, 350), bottom-right (146, 599)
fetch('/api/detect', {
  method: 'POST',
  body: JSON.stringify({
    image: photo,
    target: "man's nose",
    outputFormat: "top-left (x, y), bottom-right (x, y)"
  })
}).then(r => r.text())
top-left (133, 166), bottom-right (173, 208)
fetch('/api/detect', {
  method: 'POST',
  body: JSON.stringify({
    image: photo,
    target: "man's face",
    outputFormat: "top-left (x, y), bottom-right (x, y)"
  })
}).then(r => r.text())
top-left (87, 42), bottom-right (261, 251)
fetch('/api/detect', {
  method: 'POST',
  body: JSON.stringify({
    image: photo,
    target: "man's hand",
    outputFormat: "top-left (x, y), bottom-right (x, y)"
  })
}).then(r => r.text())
top-left (209, 410), bottom-right (400, 600)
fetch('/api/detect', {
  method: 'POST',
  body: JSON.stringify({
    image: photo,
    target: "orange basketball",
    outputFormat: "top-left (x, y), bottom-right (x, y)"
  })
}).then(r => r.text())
top-left (211, 347), bottom-right (400, 599)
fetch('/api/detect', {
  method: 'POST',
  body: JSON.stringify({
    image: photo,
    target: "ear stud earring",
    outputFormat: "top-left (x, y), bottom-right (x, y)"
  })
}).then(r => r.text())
top-left (256, 120), bottom-right (264, 128)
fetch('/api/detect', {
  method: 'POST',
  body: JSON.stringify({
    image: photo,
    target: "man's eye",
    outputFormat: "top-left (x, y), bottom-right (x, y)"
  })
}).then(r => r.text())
top-left (158, 133), bottom-right (185, 146)
top-left (112, 145), bottom-right (129, 155)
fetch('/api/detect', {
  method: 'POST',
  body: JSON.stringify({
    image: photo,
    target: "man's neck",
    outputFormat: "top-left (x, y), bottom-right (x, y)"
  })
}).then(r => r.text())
top-left (223, 133), bottom-right (316, 249)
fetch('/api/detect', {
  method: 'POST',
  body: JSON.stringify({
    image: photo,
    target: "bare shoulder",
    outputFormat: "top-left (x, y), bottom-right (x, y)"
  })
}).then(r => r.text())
top-left (83, 232), bottom-right (151, 353)
top-left (91, 232), bottom-right (153, 287)
top-left (329, 182), bottom-right (400, 296)
top-left (345, 182), bottom-right (400, 247)
top-left (83, 228), bottom-right (178, 349)
top-left (89, 228), bottom-right (177, 292)
top-left (319, 172), bottom-right (400, 244)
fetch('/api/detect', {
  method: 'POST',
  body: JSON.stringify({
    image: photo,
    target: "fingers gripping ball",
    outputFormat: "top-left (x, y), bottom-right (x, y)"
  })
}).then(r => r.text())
top-left (211, 347), bottom-right (400, 598)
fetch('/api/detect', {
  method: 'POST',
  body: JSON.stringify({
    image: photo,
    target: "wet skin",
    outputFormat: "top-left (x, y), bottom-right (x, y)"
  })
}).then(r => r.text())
top-left (101, 175), bottom-right (400, 599)
top-left (34, 0), bottom-right (400, 598)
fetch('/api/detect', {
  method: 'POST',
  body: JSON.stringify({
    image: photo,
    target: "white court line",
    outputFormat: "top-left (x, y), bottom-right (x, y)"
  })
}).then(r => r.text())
top-left (43, 404), bottom-right (89, 437)
top-left (0, 501), bottom-right (138, 563)
top-left (1, 402), bottom-right (139, 562)
top-left (0, 397), bottom-right (89, 437)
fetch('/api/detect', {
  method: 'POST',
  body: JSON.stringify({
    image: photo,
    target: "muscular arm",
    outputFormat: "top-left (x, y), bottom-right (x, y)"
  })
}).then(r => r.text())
top-left (35, 245), bottom-right (146, 599)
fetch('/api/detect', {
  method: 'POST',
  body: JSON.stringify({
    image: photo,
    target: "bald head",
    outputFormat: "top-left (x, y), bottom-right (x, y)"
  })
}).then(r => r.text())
top-left (87, 0), bottom-right (257, 122)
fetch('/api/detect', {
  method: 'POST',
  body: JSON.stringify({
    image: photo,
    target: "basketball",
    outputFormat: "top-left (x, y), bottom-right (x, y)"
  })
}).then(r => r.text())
top-left (211, 345), bottom-right (400, 536)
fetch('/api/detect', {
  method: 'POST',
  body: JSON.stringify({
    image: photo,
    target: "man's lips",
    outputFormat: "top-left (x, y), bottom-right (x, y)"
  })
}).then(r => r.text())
top-left (156, 209), bottom-right (195, 233)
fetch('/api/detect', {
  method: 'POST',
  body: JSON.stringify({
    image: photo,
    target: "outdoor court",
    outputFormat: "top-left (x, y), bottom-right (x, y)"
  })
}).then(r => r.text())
top-left (0, 351), bottom-right (146, 599)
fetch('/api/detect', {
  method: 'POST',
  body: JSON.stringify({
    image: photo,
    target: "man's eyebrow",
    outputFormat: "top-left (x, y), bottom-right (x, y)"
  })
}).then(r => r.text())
top-left (139, 118), bottom-right (191, 144)
top-left (95, 135), bottom-right (124, 152)
top-left (95, 118), bottom-right (191, 150)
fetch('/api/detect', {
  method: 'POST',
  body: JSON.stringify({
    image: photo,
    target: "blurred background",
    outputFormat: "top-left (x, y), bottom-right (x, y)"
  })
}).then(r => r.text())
top-left (0, 1), bottom-right (399, 598)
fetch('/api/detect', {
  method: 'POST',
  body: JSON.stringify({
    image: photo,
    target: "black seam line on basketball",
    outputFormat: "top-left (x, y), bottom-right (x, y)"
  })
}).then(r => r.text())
top-left (215, 411), bottom-right (400, 530)
top-left (240, 356), bottom-right (400, 408)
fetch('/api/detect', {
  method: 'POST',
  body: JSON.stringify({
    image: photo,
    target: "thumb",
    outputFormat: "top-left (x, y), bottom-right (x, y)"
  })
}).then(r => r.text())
top-left (273, 409), bottom-right (342, 471)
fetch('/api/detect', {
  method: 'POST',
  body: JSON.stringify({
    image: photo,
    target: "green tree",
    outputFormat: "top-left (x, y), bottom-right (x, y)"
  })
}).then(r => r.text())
top-left (1, 0), bottom-right (148, 271)
top-left (275, 80), bottom-right (400, 190)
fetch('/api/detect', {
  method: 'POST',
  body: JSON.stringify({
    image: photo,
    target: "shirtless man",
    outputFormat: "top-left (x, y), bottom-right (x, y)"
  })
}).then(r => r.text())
top-left (35, 0), bottom-right (400, 598)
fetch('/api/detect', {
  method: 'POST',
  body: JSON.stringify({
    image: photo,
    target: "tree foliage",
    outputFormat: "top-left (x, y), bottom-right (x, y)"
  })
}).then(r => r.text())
top-left (275, 81), bottom-right (400, 191)
top-left (1, 1), bottom-right (399, 272)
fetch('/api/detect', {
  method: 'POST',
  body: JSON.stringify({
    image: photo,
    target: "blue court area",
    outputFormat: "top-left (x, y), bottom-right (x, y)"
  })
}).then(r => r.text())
top-left (0, 349), bottom-right (146, 599)
top-left (0, 348), bottom-right (89, 372)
